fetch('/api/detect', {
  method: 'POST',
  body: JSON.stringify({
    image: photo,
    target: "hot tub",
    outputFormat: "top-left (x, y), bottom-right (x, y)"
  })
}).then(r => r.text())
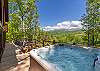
top-left (30, 44), bottom-right (100, 71)
top-left (29, 45), bottom-right (59, 71)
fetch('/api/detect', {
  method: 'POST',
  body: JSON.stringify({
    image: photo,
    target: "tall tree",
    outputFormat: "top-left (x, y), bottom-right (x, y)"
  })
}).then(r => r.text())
top-left (81, 0), bottom-right (100, 47)
top-left (7, 0), bottom-right (39, 43)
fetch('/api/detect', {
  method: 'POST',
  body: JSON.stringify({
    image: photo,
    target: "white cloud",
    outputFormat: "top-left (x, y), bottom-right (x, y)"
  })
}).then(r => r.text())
top-left (43, 21), bottom-right (82, 31)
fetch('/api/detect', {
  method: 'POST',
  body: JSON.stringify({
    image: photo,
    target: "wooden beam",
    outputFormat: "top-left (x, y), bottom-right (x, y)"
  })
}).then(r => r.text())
top-left (0, 0), bottom-right (2, 21)
top-left (4, 0), bottom-right (8, 22)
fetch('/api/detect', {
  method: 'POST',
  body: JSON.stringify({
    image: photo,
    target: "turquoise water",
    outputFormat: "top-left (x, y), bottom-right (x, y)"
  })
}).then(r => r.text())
top-left (38, 45), bottom-right (100, 71)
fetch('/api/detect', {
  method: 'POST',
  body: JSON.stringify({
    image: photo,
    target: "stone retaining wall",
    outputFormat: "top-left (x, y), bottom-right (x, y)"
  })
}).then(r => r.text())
top-left (0, 43), bottom-right (18, 71)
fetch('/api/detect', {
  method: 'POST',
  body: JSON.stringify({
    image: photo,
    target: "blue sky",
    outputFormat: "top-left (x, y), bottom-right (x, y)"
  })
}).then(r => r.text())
top-left (38, 0), bottom-right (86, 27)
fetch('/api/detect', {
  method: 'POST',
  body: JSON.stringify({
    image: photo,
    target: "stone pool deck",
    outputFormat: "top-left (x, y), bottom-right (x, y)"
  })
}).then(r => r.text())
top-left (6, 57), bottom-right (30, 71)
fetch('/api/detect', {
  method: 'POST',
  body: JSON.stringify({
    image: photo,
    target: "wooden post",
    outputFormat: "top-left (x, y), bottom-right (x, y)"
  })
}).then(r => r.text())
top-left (0, 0), bottom-right (8, 62)
top-left (0, 0), bottom-right (3, 63)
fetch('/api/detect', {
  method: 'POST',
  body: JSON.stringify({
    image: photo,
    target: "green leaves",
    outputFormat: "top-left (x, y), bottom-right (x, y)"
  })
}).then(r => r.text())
top-left (81, 0), bottom-right (100, 47)
top-left (7, 0), bottom-right (39, 42)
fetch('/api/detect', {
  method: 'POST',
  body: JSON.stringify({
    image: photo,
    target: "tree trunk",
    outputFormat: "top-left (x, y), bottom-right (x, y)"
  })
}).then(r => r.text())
top-left (95, 32), bottom-right (98, 46)
top-left (88, 29), bottom-right (90, 47)
top-left (92, 29), bottom-right (94, 46)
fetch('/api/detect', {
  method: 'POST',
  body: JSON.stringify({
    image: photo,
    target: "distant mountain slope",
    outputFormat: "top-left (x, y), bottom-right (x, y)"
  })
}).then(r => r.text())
top-left (47, 29), bottom-right (83, 35)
